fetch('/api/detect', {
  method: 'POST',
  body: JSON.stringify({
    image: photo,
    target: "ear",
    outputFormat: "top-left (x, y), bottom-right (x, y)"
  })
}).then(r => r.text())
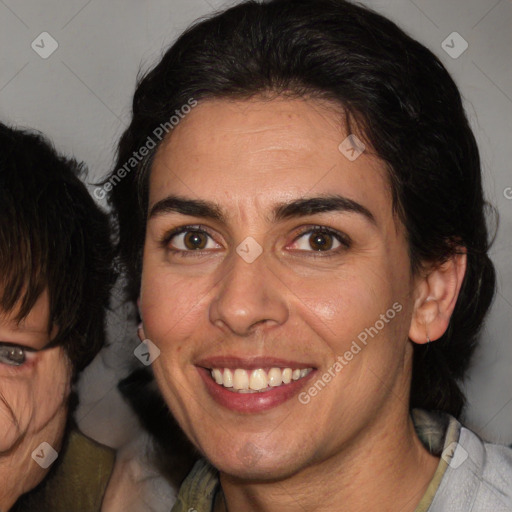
top-left (137, 323), bottom-right (147, 342)
top-left (409, 250), bottom-right (467, 344)
top-left (136, 297), bottom-right (146, 341)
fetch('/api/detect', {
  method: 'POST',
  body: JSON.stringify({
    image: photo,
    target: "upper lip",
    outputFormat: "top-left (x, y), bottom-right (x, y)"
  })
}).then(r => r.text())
top-left (195, 356), bottom-right (316, 370)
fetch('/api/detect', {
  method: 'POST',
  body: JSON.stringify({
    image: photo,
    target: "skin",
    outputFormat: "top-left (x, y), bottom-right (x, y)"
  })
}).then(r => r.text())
top-left (0, 290), bottom-right (71, 511)
top-left (139, 96), bottom-right (466, 512)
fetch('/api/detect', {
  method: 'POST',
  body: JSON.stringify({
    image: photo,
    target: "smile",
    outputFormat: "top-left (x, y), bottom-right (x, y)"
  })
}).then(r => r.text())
top-left (197, 357), bottom-right (317, 412)
top-left (210, 367), bottom-right (313, 393)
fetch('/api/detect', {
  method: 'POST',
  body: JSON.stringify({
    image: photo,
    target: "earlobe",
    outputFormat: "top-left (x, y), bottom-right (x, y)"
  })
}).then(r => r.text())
top-left (137, 322), bottom-right (146, 342)
top-left (136, 297), bottom-right (146, 341)
top-left (409, 250), bottom-right (467, 345)
top-left (137, 297), bottom-right (143, 322)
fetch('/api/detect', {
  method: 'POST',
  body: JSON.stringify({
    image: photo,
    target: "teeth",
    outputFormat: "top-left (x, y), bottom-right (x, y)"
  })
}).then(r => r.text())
top-left (249, 369), bottom-right (268, 390)
top-left (223, 369), bottom-right (233, 388)
top-left (212, 368), bottom-right (223, 385)
top-left (268, 368), bottom-right (282, 387)
top-left (209, 366), bottom-right (312, 393)
top-left (233, 369), bottom-right (249, 390)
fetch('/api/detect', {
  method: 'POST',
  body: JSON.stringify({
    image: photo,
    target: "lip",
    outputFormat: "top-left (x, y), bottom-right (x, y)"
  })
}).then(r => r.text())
top-left (196, 358), bottom-right (317, 414)
top-left (195, 356), bottom-right (315, 371)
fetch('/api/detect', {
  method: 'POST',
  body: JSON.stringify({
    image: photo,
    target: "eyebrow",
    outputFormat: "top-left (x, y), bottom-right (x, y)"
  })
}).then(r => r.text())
top-left (0, 341), bottom-right (40, 352)
top-left (273, 195), bottom-right (376, 225)
top-left (149, 196), bottom-right (224, 221)
top-left (149, 194), bottom-right (376, 226)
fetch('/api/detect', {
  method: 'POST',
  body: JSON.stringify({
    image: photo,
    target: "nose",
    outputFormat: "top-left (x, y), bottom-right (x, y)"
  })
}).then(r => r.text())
top-left (209, 250), bottom-right (289, 336)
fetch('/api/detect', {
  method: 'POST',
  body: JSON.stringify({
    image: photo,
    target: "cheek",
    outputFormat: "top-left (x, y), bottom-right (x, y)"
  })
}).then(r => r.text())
top-left (1, 348), bottom-right (71, 448)
top-left (0, 379), bottom-right (33, 451)
top-left (290, 258), bottom-right (409, 390)
top-left (32, 358), bottom-right (70, 422)
top-left (140, 265), bottom-right (211, 350)
top-left (290, 268), bottom-right (390, 337)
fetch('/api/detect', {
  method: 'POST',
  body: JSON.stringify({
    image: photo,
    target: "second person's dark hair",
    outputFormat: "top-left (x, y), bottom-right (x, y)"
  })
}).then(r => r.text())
top-left (0, 123), bottom-right (115, 377)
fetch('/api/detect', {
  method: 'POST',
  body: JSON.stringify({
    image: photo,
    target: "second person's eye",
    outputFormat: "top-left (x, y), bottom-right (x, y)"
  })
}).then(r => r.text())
top-left (0, 344), bottom-right (26, 366)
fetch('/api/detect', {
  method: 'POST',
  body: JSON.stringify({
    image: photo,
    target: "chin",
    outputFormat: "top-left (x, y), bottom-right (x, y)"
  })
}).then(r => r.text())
top-left (206, 444), bottom-right (305, 482)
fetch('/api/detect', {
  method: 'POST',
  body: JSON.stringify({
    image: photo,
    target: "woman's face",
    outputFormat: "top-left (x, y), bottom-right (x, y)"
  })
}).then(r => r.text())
top-left (0, 290), bottom-right (71, 501)
top-left (140, 97), bottom-right (419, 479)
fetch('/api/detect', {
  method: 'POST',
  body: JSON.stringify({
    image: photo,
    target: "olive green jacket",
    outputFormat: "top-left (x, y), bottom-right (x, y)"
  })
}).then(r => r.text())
top-left (11, 429), bottom-right (115, 512)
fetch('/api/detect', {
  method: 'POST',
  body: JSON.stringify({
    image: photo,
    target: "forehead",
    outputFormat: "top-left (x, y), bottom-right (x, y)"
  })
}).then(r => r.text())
top-left (149, 97), bottom-right (392, 222)
top-left (0, 289), bottom-right (51, 345)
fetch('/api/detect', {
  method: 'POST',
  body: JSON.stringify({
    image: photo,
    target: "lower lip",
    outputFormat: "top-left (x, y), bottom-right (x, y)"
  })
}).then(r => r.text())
top-left (197, 367), bottom-right (316, 413)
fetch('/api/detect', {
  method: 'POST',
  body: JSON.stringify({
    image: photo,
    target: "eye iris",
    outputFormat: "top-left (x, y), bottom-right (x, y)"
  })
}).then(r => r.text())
top-left (184, 231), bottom-right (207, 250)
top-left (0, 346), bottom-right (26, 366)
top-left (309, 232), bottom-right (333, 251)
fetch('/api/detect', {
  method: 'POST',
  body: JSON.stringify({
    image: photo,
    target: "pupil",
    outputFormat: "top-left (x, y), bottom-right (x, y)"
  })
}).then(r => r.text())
top-left (185, 231), bottom-right (206, 250)
top-left (310, 232), bottom-right (332, 251)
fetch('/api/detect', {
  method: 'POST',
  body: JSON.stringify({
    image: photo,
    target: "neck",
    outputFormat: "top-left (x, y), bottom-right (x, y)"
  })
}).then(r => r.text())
top-left (0, 448), bottom-right (40, 512)
top-left (216, 409), bottom-right (439, 512)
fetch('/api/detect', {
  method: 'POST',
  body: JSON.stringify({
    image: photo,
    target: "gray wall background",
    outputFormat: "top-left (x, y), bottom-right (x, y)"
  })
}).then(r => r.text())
top-left (1, 0), bottom-right (511, 445)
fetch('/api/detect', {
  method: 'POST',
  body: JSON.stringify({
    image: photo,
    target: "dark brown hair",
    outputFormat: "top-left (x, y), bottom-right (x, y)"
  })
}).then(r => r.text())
top-left (0, 123), bottom-right (115, 377)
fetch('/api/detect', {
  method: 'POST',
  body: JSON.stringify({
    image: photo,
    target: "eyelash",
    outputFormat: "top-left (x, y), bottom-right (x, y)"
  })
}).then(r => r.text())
top-left (160, 224), bottom-right (351, 257)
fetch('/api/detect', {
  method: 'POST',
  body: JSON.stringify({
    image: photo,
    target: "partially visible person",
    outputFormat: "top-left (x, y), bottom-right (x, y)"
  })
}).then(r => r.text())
top-left (0, 123), bottom-right (116, 511)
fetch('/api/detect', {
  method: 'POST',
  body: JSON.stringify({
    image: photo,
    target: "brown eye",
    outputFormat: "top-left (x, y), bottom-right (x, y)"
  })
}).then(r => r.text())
top-left (166, 227), bottom-right (220, 253)
top-left (183, 231), bottom-right (208, 250)
top-left (290, 227), bottom-right (348, 253)
top-left (308, 232), bottom-right (334, 251)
